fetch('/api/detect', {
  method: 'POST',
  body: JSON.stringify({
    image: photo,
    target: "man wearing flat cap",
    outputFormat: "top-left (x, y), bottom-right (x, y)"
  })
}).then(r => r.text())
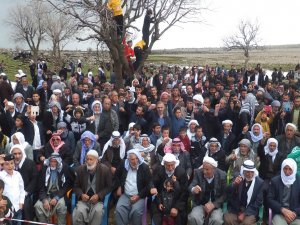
top-left (224, 160), bottom-right (264, 225)
top-left (151, 153), bottom-right (188, 225)
top-left (188, 156), bottom-right (226, 225)
top-left (73, 150), bottom-right (112, 225)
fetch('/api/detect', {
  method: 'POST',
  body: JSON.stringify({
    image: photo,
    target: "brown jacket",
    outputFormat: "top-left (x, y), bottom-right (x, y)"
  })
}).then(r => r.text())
top-left (73, 163), bottom-right (112, 201)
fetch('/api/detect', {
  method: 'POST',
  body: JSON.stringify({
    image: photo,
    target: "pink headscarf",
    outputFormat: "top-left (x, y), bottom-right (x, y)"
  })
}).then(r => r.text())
top-left (164, 138), bottom-right (186, 153)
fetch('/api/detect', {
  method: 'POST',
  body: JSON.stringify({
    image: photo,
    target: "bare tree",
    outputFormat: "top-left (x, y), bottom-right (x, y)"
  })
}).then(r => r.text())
top-left (45, 0), bottom-right (205, 89)
top-left (223, 20), bottom-right (261, 67)
top-left (45, 11), bottom-right (77, 61)
top-left (6, 1), bottom-right (48, 60)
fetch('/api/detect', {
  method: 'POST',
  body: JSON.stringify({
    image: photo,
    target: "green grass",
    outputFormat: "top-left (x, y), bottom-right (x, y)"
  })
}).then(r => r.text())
top-left (0, 52), bottom-right (30, 81)
top-left (0, 50), bottom-right (297, 83)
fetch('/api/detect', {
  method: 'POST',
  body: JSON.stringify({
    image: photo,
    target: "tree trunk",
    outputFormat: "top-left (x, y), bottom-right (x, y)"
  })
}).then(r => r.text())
top-left (136, 48), bottom-right (150, 73)
top-left (244, 56), bottom-right (250, 68)
top-left (114, 62), bottom-right (124, 90)
top-left (57, 41), bottom-right (61, 60)
top-left (107, 39), bottom-right (134, 89)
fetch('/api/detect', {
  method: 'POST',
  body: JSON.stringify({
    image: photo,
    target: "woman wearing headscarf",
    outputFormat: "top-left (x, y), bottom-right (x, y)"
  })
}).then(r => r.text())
top-left (268, 159), bottom-right (300, 225)
top-left (10, 132), bottom-right (33, 161)
top-left (73, 131), bottom-right (101, 168)
top-left (39, 133), bottom-right (72, 166)
top-left (257, 138), bottom-right (285, 223)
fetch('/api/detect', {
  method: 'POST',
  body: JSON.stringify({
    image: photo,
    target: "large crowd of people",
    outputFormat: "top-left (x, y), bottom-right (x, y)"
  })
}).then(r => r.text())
top-left (0, 56), bottom-right (299, 225)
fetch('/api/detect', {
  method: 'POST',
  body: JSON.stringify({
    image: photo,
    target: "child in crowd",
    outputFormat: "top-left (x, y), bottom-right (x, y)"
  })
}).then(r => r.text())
top-left (156, 177), bottom-right (180, 225)
top-left (0, 179), bottom-right (14, 225)
top-left (255, 107), bottom-right (273, 134)
top-left (0, 154), bottom-right (25, 225)
top-left (178, 127), bottom-right (190, 151)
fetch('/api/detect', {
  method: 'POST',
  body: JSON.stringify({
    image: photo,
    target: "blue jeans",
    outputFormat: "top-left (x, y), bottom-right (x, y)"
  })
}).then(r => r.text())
top-left (12, 209), bottom-right (22, 225)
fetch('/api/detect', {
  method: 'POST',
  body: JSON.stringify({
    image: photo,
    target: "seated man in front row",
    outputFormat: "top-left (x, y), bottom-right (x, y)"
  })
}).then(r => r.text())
top-left (224, 160), bottom-right (264, 225)
top-left (188, 156), bottom-right (226, 225)
top-left (268, 158), bottom-right (300, 225)
top-left (72, 150), bottom-right (112, 225)
top-left (35, 153), bottom-right (73, 225)
top-left (114, 149), bottom-right (151, 225)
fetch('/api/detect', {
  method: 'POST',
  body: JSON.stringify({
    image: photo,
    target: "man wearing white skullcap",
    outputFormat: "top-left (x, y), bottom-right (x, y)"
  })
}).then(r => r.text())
top-left (150, 153), bottom-right (189, 225)
top-left (188, 156), bottom-right (226, 225)
top-left (218, 119), bottom-right (236, 156)
top-left (224, 160), bottom-right (264, 225)
top-left (72, 149), bottom-right (112, 225)
top-left (276, 123), bottom-right (300, 157)
top-left (268, 158), bottom-right (300, 225)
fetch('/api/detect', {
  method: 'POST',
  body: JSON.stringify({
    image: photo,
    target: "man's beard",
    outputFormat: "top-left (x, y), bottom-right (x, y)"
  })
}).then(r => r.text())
top-left (245, 177), bottom-right (253, 182)
top-left (87, 162), bottom-right (97, 171)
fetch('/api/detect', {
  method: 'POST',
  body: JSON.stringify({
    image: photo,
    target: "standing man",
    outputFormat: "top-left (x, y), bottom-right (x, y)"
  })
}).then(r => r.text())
top-left (72, 150), bottom-right (112, 225)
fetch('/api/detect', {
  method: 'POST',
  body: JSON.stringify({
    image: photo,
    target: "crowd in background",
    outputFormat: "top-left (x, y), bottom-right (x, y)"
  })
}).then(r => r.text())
top-left (0, 59), bottom-right (299, 225)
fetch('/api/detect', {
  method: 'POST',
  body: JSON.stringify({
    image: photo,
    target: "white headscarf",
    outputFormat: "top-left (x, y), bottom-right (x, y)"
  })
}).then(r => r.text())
top-left (281, 158), bottom-right (297, 186)
top-left (9, 144), bottom-right (26, 168)
top-left (249, 123), bottom-right (263, 143)
top-left (11, 132), bottom-right (29, 149)
top-left (125, 149), bottom-right (144, 171)
top-left (264, 138), bottom-right (278, 162)
top-left (187, 120), bottom-right (199, 140)
top-left (240, 160), bottom-right (258, 205)
top-left (101, 131), bottom-right (125, 159)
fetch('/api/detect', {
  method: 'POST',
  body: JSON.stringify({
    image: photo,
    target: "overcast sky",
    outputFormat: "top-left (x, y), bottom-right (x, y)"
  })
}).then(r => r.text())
top-left (1, 0), bottom-right (300, 50)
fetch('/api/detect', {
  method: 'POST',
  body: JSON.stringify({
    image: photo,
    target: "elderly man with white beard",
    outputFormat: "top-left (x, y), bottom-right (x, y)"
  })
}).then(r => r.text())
top-left (224, 160), bottom-right (264, 225)
top-left (72, 150), bottom-right (112, 225)
top-left (188, 156), bottom-right (226, 225)
top-left (114, 149), bottom-right (151, 225)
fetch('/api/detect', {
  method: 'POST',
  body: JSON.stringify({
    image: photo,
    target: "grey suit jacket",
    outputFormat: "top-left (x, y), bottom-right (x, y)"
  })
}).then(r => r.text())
top-left (189, 168), bottom-right (226, 208)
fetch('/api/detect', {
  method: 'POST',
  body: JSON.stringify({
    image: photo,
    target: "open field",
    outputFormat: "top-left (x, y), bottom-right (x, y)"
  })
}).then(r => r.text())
top-left (148, 45), bottom-right (300, 71)
top-left (0, 44), bottom-right (300, 81)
